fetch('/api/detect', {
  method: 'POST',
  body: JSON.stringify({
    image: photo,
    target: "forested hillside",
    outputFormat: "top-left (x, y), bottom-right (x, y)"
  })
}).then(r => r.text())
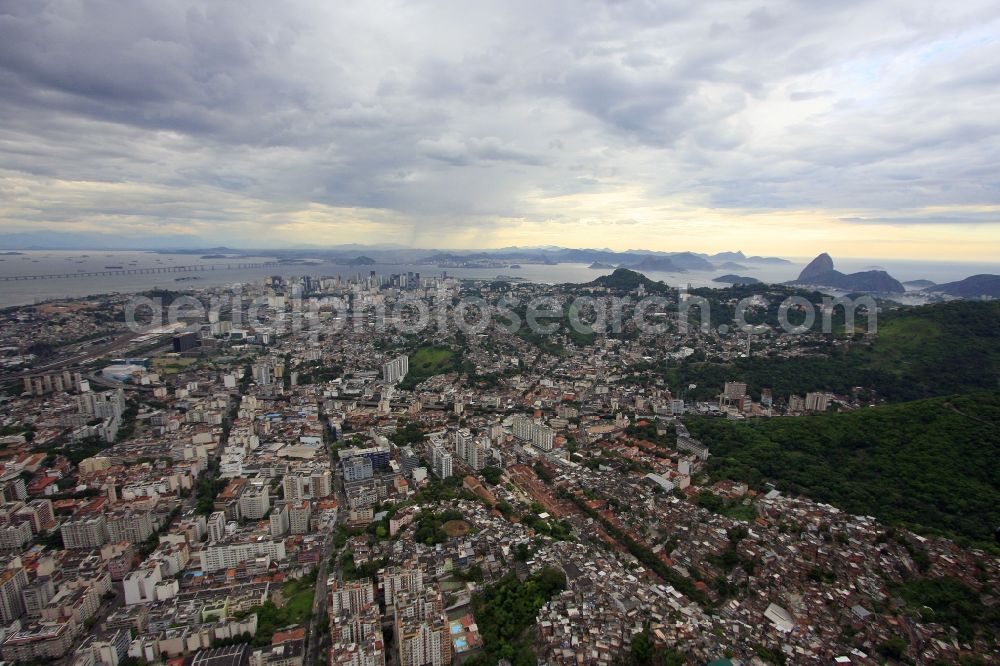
top-left (687, 391), bottom-right (1000, 547)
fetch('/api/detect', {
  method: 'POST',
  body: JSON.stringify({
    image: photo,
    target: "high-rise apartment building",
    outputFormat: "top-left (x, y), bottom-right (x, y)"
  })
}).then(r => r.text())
top-left (382, 355), bottom-right (409, 384)
top-left (61, 514), bottom-right (110, 549)
top-left (0, 567), bottom-right (29, 624)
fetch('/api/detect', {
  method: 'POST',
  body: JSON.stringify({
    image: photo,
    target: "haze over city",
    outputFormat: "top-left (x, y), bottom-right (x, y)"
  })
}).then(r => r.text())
top-left (1, 1), bottom-right (999, 259)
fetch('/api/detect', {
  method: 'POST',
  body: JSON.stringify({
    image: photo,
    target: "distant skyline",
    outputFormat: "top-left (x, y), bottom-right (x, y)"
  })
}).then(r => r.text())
top-left (1, 1), bottom-right (999, 260)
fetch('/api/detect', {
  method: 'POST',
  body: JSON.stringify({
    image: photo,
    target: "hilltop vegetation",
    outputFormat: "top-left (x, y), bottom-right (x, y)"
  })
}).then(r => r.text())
top-left (856, 300), bottom-right (1000, 398)
top-left (668, 300), bottom-right (1000, 402)
top-left (687, 391), bottom-right (1000, 547)
top-left (586, 267), bottom-right (671, 294)
top-left (466, 567), bottom-right (567, 666)
top-left (930, 274), bottom-right (1000, 298)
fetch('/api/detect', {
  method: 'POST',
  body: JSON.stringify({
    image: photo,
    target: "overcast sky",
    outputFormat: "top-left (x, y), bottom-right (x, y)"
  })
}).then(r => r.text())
top-left (1, 0), bottom-right (999, 259)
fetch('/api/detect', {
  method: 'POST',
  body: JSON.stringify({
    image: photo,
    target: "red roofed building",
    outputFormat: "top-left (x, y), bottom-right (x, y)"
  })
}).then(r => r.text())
top-left (27, 476), bottom-right (59, 496)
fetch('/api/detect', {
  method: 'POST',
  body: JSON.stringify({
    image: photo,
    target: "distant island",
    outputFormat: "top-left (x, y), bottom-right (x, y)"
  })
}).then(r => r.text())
top-left (200, 253), bottom-right (228, 259)
top-left (347, 255), bottom-right (376, 266)
top-left (588, 261), bottom-right (615, 269)
top-left (713, 274), bottom-right (761, 285)
top-left (715, 261), bottom-right (747, 271)
top-left (0, 251), bottom-right (24, 255)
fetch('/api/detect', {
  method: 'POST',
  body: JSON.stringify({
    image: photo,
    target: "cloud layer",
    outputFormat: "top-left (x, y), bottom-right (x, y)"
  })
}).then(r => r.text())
top-left (1, 0), bottom-right (999, 257)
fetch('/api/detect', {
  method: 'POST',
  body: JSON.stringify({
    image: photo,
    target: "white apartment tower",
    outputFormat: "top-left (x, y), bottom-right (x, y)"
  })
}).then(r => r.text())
top-left (382, 355), bottom-right (409, 384)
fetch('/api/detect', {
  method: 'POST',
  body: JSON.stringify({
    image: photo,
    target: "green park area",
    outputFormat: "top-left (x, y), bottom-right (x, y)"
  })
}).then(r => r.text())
top-left (399, 345), bottom-right (458, 388)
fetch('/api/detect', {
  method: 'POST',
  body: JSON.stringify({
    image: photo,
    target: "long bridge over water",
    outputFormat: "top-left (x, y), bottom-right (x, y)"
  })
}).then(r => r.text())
top-left (0, 262), bottom-right (283, 281)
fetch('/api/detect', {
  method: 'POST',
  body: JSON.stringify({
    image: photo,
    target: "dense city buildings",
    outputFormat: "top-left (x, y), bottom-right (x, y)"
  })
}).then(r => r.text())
top-left (0, 269), bottom-right (996, 666)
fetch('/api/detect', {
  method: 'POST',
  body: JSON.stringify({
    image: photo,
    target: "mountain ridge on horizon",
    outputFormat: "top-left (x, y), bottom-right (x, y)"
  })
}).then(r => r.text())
top-left (0, 230), bottom-right (793, 265)
top-left (1, 232), bottom-right (995, 277)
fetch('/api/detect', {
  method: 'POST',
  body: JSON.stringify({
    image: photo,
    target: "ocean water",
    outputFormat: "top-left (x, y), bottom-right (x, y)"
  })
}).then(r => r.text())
top-left (0, 250), bottom-right (996, 307)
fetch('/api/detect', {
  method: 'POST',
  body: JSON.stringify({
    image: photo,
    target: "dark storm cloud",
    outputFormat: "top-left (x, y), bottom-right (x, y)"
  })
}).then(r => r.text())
top-left (0, 0), bottom-right (998, 244)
